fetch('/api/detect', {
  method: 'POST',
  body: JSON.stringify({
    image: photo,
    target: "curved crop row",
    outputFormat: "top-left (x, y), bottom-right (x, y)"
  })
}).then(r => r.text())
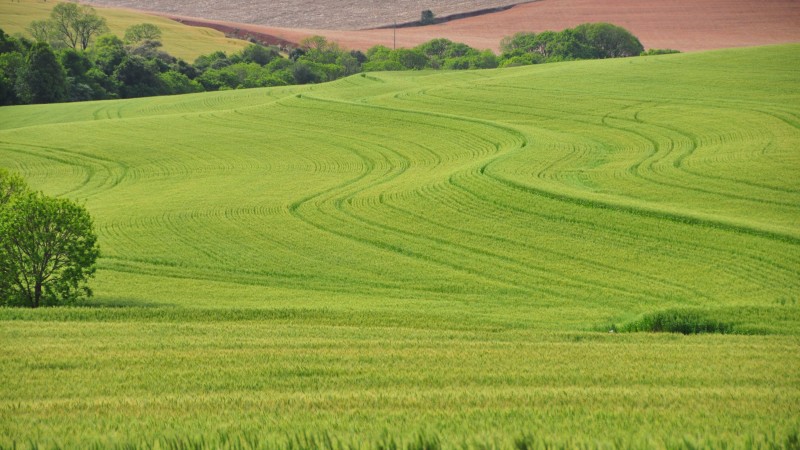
top-left (0, 46), bottom-right (797, 316)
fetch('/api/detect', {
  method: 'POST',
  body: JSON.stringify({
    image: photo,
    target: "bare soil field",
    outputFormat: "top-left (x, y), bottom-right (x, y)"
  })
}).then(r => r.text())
top-left (84, 0), bottom-right (800, 53)
top-left (81, 0), bottom-right (523, 30)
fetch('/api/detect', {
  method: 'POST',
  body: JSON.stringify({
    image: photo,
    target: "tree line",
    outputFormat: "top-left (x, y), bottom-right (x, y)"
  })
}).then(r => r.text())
top-left (0, 3), bottom-right (675, 106)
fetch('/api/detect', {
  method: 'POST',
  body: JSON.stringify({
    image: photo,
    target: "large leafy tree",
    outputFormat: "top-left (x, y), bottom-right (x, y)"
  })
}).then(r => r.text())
top-left (0, 29), bottom-right (23, 55)
top-left (123, 23), bottom-right (162, 45)
top-left (500, 32), bottom-right (536, 54)
top-left (299, 36), bottom-right (345, 65)
top-left (238, 43), bottom-right (280, 66)
top-left (27, 20), bottom-right (55, 47)
top-left (92, 34), bottom-right (127, 75)
top-left (574, 23), bottom-right (644, 58)
top-left (48, 3), bottom-right (108, 50)
top-left (0, 29), bottom-right (25, 105)
top-left (0, 169), bottom-right (27, 302)
top-left (0, 171), bottom-right (99, 308)
top-left (113, 55), bottom-right (164, 98)
top-left (15, 42), bottom-right (67, 104)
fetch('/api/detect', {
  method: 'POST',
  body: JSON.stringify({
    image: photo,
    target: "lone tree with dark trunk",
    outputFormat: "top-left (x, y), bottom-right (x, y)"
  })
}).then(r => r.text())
top-left (0, 170), bottom-right (99, 308)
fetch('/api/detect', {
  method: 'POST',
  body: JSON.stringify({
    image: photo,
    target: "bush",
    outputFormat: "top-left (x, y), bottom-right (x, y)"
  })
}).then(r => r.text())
top-left (362, 59), bottom-right (406, 72)
top-left (619, 309), bottom-right (735, 334)
top-left (238, 43), bottom-right (279, 66)
top-left (499, 53), bottom-right (543, 67)
top-left (574, 22), bottom-right (644, 58)
top-left (159, 70), bottom-right (202, 94)
top-left (420, 10), bottom-right (436, 25)
top-left (393, 48), bottom-right (428, 70)
top-left (124, 23), bottom-right (162, 44)
top-left (291, 61), bottom-right (322, 84)
top-left (498, 23), bottom-right (645, 67)
top-left (113, 55), bottom-right (165, 97)
top-left (642, 48), bottom-right (682, 56)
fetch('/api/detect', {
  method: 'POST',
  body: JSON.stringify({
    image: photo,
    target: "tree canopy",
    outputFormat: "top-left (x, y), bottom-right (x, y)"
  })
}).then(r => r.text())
top-left (574, 23), bottom-right (645, 58)
top-left (0, 169), bottom-right (26, 206)
top-left (124, 23), bottom-right (162, 45)
top-left (0, 22), bottom-right (661, 106)
top-left (0, 170), bottom-right (99, 308)
top-left (499, 23), bottom-right (644, 63)
top-left (34, 3), bottom-right (108, 50)
top-left (15, 42), bottom-right (67, 104)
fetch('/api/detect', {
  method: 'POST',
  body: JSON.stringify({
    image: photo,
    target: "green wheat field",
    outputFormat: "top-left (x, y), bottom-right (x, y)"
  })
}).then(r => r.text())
top-left (1, 44), bottom-right (799, 449)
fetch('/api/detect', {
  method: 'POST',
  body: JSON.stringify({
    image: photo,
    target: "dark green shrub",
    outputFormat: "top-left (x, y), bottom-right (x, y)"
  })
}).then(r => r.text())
top-left (642, 48), bottom-right (681, 56)
top-left (420, 10), bottom-right (436, 26)
top-left (621, 309), bottom-right (734, 334)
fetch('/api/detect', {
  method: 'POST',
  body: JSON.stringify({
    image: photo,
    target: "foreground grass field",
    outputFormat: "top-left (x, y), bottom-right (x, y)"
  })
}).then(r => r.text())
top-left (0, 0), bottom-right (248, 61)
top-left (0, 45), bottom-right (799, 448)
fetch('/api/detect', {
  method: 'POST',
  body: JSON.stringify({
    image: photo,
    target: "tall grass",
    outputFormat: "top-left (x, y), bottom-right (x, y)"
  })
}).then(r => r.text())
top-left (619, 309), bottom-right (735, 334)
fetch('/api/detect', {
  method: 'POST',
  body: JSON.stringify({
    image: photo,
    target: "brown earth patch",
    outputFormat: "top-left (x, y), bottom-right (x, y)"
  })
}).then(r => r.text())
top-left (81, 0), bottom-right (523, 30)
top-left (168, 18), bottom-right (296, 49)
top-left (88, 0), bottom-right (800, 54)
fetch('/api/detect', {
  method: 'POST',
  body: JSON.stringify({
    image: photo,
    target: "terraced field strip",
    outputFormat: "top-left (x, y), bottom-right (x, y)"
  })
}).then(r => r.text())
top-left (0, 45), bottom-right (799, 447)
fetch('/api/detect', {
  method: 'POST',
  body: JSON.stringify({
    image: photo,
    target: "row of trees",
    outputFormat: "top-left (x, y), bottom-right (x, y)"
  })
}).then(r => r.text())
top-left (499, 23), bottom-right (647, 65)
top-left (1, 4), bottom-right (665, 106)
top-left (0, 169), bottom-right (99, 308)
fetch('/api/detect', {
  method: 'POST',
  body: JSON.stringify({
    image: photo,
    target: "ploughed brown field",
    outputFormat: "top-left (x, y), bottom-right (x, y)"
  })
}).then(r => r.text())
top-left (81, 0), bottom-right (524, 30)
top-left (87, 0), bottom-right (800, 53)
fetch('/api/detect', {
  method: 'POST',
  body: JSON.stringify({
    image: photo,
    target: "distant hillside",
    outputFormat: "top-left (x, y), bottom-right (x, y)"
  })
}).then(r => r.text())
top-left (0, 0), bottom-right (248, 61)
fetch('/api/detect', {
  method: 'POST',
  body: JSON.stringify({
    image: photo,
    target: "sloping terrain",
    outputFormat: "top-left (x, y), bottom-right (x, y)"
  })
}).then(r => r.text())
top-left (0, 0), bottom-right (248, 60)
top-left (0, 46), bottom-right (799, 448)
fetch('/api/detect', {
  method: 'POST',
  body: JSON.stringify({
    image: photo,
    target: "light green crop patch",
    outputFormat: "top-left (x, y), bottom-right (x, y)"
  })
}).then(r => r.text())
top-left (0, 44), bottom-right (799, 448)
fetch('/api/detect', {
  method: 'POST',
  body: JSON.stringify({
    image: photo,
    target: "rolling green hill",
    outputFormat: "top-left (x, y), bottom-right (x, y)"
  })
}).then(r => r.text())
top-left (0, 0), bottom-right (248, 61)
top-left (0, 45), bottom-right (798, 448)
